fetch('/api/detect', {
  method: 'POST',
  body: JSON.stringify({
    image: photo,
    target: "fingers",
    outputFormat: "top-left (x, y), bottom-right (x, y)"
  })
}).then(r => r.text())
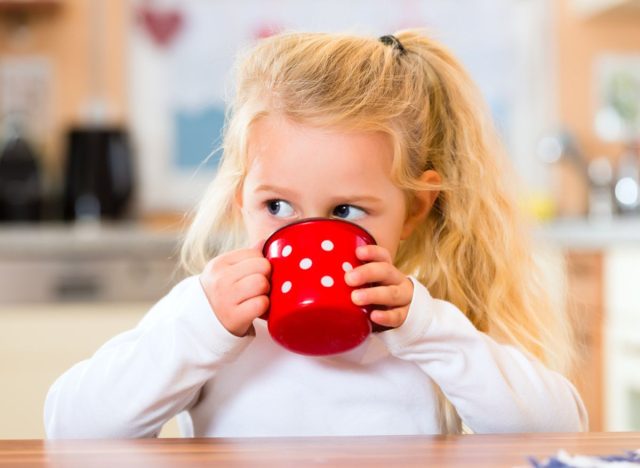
top-left (355, 244), bottom-right (393, 264)
top-left (200, 244), bottom-right (272, 337)
top-left (230, 272), bottom-right (271, 304)
top-left (204, 246), bottom-right (271, 280)
top-left (223, 257), bottom-right (272, 286)
top-left (235, 295), bottom-right (270, 324)
top-left (369, 307), bottom-right (408, 328)
top-left (350, 280), bottom-right (412, 308)
top-left (203, 256), bottom-right (271, 306)
top-left (345, 261), bottom-right (406, 288)
top-left (214, 243), bottom-right (266, 267)
top-left (346, 244), bottom-right (414, 329)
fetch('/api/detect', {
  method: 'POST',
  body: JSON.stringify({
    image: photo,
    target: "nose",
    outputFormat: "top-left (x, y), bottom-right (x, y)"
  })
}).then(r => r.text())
top-left (301, 213), bottom-right (330, 221)
top-left (299, 207), bottom-right (329, 220)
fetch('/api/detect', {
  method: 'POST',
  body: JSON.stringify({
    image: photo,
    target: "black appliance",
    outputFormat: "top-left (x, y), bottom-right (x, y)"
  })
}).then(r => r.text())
top-left (63, 127), bottom-right (134, 221)
top-left (0, 131), bottom-right (43, 222)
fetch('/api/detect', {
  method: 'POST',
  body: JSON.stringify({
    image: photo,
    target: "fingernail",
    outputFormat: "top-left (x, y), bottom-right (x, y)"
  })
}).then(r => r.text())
top-left (352, 290), bottom-right (365, 304)
top-left (345, 271), bottom-right (358, 284)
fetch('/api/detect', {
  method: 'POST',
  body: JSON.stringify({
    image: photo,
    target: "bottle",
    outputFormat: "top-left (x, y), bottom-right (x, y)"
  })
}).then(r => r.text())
top-left (613, 141), bottom-right (640, 216)
top-left (587, 157), bottom-right (614, 222)
top-left (538, 131), bottom-right (589, 218)
top-left (0, 120), bottom-right (43, 222)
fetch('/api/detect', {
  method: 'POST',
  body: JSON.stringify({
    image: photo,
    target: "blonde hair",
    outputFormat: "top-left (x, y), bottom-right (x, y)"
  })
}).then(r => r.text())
top-left (181, 30), bottom-right (576, 433)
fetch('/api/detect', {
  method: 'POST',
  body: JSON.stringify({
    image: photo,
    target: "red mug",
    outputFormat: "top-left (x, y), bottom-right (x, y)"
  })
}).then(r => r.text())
top-left (262, 218), bottom-right (376, 356)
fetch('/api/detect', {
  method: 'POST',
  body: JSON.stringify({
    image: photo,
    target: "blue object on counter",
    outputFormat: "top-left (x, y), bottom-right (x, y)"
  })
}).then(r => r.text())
top-left (529, 449), bottom-right (640, 467)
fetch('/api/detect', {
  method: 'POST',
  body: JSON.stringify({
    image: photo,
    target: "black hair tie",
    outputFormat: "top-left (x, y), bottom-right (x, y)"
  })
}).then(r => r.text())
top-left (379, 35), bottom-right (406, 55)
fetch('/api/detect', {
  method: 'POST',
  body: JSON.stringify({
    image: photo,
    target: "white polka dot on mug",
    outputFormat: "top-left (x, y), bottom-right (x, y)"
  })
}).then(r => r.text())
top-left (321, 240), bottom-right (334, 251)
top-left (321, 275), bottom-right (334, 287)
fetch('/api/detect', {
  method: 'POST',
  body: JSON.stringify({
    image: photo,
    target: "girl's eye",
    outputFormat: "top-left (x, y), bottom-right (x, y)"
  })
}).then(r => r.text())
top-left (266, 199), bottom-right (294, 218)
top-left (332, 204), bottom-right (366, 220)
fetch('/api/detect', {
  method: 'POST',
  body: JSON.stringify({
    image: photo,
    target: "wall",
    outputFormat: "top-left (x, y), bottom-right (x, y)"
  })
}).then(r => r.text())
top-left (0, 0), bottom-right (128, 181)
top-left (555, 0), bottom-right (640, 163)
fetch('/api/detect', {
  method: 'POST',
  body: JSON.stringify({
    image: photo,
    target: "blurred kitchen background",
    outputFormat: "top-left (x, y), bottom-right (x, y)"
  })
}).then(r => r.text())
top-left (1, 0), bottom-right (640, 438)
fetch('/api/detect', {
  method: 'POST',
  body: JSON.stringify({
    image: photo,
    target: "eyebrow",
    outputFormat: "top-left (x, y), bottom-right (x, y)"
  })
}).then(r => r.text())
top-left (254, 184), bottom-right (383, 205)
top-left (254, 184), bottom-right (299, 198)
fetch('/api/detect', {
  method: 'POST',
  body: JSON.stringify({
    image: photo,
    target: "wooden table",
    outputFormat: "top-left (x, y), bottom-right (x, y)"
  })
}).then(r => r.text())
top-left (1, 432), bottom-right (638, 467)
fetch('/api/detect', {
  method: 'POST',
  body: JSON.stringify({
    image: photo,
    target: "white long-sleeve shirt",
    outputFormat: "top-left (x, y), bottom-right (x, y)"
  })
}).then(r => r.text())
top-left (44, 276), bottom-right (588, 438)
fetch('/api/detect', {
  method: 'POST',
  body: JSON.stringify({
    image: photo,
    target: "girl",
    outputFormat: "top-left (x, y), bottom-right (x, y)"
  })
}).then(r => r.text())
top-left (45, 30), bottom-right (587, 438)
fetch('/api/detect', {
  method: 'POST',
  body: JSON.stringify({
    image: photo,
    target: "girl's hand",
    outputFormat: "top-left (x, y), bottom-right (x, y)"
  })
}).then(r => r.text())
top-left (199, 243), bottom-right (271, 337)
top-left (345, 245), bottom-right (414, 329)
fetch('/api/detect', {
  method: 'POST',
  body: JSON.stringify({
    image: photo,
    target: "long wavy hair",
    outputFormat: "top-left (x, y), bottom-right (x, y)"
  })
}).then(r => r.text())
top-left (181, 30), bottom-right (576, 433)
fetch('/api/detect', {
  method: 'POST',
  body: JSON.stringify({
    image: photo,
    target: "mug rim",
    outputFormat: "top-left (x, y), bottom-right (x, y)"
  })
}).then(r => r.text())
top-left (261, 217), bottom-right (377, 256)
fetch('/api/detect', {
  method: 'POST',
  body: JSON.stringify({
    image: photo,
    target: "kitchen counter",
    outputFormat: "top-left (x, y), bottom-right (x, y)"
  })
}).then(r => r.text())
top-left (0, 222), bottom-right (181, 259)
top-left (1, 433), bottom-right (639, 467)
top-left (535, 217), bottom-right (640, 249)
top-left (0, 223), bottom-right (183, 304)
top-left (2, 218), bottom-right (640, 259)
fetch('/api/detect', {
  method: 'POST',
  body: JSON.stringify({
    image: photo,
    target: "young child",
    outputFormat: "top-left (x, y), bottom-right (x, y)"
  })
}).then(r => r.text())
top-left (45, 30), bottom-right (588, 438)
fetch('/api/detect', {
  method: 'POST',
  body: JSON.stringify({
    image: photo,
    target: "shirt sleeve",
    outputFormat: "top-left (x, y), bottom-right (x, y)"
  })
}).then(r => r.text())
top-left (378, 277), bottom-right (589, 433)
top-left (44, 276), bottom-right (253, 439)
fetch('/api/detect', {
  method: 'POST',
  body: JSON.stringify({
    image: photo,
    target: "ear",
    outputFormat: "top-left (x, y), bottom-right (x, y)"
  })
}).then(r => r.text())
top-left (235, 181), bottom-right (246, 212)
top-left (235, 188), bottom-right (243, 209)
top-left (401, 170), bottom-right (441, 240)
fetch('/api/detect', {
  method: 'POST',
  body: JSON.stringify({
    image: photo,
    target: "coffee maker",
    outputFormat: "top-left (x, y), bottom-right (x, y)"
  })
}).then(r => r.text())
top-left (62, 127), bottom-right (134, 221)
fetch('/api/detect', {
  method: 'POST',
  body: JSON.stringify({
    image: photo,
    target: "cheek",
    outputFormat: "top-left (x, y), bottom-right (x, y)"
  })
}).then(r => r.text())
top-left (240, 205), bottom-right (262, 242)
top-left (391, 212), bottom-right (410, 257)
top-left (365, 221), bottom-right (405, 260)
top-left (242, 212), bottom-right (265, 239)
top-left (378, 236), bottom-right (401, 260)
top-left (241, 209), bottom-right (288, 245)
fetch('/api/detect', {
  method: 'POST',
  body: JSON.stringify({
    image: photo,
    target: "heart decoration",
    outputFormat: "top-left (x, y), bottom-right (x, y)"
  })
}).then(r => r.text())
top-left (253, 23), bottom-right (284, 40)
top-left (137, 4), bottom-right (184, 48)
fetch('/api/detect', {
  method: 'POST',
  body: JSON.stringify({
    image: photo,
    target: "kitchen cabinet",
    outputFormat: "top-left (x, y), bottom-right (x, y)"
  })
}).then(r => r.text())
top-left (532, 246), bottom-right (605, 431)
top-left (540, 219), bottom-right (640, 431)
top-left (571, 0), bottom-right (640, 17)
top-left (0, 302), bottom-right (180, 439)
top-left (565, 251), bottom-right (604, 431)
top-left (0, 224), bottom-right (181, 438)
top-left (604, 248), bottom-right (640, 431)
top-left (0, 0), bottom-right (60, 12)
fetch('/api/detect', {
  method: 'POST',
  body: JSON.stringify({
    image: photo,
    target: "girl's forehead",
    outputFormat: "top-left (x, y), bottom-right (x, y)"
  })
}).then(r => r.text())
top-left (247, 114), bottom-right (394, 161)
top-left (241, 114), bottom-right (401, 195)
top-left (244, 158), bottom-right (397, 208)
